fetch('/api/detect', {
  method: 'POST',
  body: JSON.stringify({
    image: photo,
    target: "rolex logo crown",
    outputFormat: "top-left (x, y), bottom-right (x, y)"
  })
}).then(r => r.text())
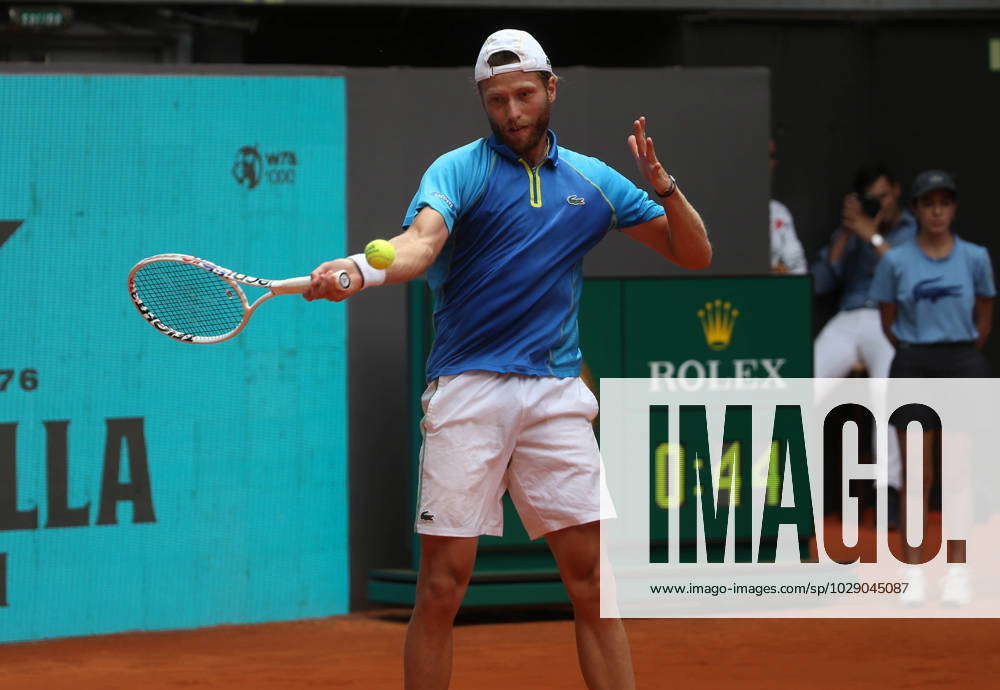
top-left (697, 299), bottom-right (739, 351)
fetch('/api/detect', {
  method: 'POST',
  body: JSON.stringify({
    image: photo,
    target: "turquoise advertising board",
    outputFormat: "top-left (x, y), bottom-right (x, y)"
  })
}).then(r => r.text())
top-left (0, 75), bottom-right (348, 642)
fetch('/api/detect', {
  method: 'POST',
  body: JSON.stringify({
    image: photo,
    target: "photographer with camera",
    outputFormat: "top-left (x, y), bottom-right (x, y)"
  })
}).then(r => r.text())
top-left (812, 164), bottom-right (917, 506)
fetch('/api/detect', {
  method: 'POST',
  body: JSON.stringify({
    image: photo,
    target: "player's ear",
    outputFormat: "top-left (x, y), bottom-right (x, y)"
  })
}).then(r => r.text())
top-left (546, 75), bottom-right (557, 103)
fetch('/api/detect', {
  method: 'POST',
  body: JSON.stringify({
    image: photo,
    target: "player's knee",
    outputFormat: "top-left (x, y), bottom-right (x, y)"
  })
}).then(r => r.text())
top-left (563, 566), bottom-right (601, 615)
top-left (416, 573), bottom-right (468, 618)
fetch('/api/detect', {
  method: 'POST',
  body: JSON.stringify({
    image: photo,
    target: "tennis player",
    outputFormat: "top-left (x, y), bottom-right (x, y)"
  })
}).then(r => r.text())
top-left (306, 29), bottom-right (712, 690)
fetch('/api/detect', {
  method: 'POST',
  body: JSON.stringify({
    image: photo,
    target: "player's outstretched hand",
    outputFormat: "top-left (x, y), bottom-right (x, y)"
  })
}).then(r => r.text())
top-left (628, 116), bottom-right (672, 196)
top-left (303, 258), bottom-right (362, 302)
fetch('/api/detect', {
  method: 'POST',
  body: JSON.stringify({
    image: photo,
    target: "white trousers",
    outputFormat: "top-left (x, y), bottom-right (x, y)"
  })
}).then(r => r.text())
top-left (814, 308), bottom-right (902, 489)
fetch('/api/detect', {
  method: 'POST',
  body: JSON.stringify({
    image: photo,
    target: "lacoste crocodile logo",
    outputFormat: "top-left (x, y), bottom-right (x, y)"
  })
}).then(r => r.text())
top-left (420, 510), bottom-right (435, 522)
top-left (566, 195), bottom-right (585, 206)
top-left (913, 277), bottom-right (961, 303)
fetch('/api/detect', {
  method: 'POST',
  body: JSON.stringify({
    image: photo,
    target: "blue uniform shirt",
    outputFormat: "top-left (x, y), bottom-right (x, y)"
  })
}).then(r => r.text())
top-left (869, 236), bottom-right (996, 344)
top-left (812, 210), bottom-right (917, 310)
top-left (403, 130), bottom-right (664, 381)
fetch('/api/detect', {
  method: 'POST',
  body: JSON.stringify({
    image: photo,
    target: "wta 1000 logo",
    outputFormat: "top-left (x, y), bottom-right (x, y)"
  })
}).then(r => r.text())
top-left (232, 145), bottom-right (298, 190)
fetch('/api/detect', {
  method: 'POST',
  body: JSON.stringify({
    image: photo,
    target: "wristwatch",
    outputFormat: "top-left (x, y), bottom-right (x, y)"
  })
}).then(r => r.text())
top-left (656, 174), bottom-right (677, 199)
top-left (870, 233), bottom-right (885, 248)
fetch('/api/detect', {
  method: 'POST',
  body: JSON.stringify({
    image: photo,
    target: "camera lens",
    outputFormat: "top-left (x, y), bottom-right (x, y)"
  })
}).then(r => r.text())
top-left (860, 196), bottom-right (882, 218)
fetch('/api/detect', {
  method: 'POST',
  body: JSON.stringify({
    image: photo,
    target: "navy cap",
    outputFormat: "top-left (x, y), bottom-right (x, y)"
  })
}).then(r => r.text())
top-left (911, 169), bottom-right (957, 200)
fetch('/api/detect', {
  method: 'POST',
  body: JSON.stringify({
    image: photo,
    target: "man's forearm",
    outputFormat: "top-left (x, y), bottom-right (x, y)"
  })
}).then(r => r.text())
top-left (380, 231), bottom-right (439, 284)
top-left (828, 230), bottom-right (851, 265)
top-left (356, 207), bottom-right (449, 286)
top-left (660, 188), bottom-right (712, 269)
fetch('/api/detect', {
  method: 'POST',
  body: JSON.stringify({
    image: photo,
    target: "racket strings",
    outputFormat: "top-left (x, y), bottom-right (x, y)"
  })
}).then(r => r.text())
top-left (133, 261), bottom-right (246, 337)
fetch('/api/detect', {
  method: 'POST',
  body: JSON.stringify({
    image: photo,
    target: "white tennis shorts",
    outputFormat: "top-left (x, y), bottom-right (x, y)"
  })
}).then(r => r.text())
top-left (414, 371), bottom-right (616, 540)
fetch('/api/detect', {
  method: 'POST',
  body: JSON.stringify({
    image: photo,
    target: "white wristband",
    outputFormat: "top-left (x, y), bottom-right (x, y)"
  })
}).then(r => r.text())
top-left (348, 253), bottom-right (386, 288)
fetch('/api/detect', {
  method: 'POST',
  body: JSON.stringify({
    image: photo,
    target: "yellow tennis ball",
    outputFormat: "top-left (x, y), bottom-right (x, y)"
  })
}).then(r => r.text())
top-left (364, 239), bottom-right (396, 270)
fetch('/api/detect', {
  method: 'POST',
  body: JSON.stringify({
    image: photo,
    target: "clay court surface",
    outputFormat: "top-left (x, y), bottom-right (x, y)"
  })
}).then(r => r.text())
top-left (1, 608), bottom-right (998, 689)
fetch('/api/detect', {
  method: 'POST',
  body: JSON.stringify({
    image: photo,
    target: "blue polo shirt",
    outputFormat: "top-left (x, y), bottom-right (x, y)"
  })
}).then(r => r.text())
top-left (403, 130), bottom-right (664, 381)
top-left (869, 236), bottom-right (996, 343)
top-left (812, 210), bottom-right (918, 310)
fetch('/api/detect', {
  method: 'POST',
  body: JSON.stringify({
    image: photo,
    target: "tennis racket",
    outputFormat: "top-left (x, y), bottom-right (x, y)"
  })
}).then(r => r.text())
top-left (127, 253), bottom-right (350, 344)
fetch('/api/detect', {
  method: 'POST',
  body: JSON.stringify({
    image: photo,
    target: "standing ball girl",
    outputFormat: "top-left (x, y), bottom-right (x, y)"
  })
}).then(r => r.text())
top-left (870, 170), bottom-right (995, 605)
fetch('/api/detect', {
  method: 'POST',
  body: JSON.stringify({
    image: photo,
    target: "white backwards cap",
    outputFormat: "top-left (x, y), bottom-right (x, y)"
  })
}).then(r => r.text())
top-left (474, 29), bottom-right (552, 83)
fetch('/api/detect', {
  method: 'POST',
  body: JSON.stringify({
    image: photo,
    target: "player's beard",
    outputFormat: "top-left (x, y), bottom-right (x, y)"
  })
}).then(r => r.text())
top-left (489, 101), bottom-right (551, 160)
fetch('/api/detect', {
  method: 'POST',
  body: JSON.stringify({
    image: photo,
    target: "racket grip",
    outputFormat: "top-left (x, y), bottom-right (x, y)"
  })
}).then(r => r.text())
top-left (269, 276), bottom-right (313, 295)
top-left (269, 270), bottom-right (352, 295)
